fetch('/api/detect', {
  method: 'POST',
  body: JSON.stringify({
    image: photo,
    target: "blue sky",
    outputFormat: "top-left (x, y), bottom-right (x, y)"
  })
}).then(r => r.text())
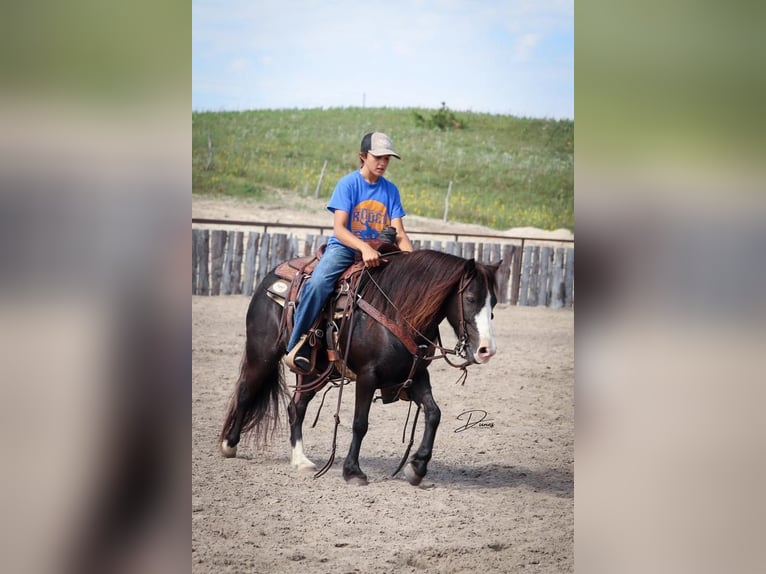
top-left (192, 0), bottom-right (573, 119)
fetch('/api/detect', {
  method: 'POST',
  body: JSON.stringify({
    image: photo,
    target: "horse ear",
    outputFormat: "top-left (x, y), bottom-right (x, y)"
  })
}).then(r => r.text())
top-left (463, 258), bottom-right (476, 273)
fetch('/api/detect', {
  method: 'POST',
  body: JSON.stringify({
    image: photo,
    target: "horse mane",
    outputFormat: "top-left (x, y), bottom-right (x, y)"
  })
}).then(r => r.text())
top-left (360, 250), bottom-right (470, 333)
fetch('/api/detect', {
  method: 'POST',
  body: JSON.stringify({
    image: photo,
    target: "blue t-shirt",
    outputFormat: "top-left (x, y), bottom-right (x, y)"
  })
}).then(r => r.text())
top-left (326, 170), bottom-right (406, 248)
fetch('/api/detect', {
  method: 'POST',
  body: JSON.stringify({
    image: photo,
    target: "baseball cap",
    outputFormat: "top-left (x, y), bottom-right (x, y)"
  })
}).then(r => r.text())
top-left (360, 132), bottom-right (401, 159)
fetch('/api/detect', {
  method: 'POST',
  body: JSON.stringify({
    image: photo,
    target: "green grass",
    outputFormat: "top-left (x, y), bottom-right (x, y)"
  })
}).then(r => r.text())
top-left (192, 107), bottom-right (573, 230)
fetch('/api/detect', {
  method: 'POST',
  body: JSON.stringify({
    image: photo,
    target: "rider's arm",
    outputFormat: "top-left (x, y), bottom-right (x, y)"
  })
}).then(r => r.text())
top-left (332, 210), bottom-right (383, 268)
top-left (390, 217), bottom-right (414, 252)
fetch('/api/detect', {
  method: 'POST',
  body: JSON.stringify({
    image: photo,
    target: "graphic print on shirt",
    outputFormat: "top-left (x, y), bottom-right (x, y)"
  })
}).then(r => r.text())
top-left (350, 199), bottom-right (390, 240)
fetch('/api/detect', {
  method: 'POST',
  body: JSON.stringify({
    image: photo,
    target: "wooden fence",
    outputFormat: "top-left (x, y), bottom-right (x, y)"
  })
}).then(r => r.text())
top-left (192, 228), bottom-right (573, 308)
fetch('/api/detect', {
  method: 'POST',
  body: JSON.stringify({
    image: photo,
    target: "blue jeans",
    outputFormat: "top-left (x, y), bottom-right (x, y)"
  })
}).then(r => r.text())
top-left (286, 242), bottom-right (356, 352)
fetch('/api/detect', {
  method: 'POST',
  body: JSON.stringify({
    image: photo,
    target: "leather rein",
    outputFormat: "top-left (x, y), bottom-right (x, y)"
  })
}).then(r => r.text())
top-left (360, 262), bottom-right (476, 377)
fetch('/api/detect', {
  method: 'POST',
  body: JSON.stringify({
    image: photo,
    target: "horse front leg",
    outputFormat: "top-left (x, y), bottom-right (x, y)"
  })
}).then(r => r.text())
top-left (288, 383), bottom-right (318, 471)
top-left (342, 381), bottom-right (376, 486)
top-left (403, 372), bottom-right (441, 486)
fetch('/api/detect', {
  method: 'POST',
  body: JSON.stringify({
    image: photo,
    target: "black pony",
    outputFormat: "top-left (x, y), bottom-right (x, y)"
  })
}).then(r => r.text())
top-left (220, 249), bottom-right (499, 485)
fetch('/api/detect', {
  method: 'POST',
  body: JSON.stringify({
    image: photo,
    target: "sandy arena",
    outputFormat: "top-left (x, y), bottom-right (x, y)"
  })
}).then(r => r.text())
top-left (192, 295), bottom-right (573, 573)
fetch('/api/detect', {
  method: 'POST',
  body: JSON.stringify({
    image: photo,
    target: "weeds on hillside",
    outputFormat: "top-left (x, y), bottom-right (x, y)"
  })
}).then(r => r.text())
top-left (192, 108), bottom-right (573, 230)
top-left (413, 102), bottom-right (465, 131)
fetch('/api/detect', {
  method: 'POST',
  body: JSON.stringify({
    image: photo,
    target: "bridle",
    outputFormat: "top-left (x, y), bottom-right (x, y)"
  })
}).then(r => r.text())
top-left (360, 263), bottom-right (478, 371)
top-left (443, 270), bottom-right (475, 368)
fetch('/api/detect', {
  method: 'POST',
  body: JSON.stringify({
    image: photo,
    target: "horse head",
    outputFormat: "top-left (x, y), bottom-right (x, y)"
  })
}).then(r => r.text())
top-left (445, 258), bottom-right (500, 364)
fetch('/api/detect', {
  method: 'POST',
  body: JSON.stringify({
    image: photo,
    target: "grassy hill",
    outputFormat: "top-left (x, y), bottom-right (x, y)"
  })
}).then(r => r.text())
top-left (192, 107), bottom-right (573, 231)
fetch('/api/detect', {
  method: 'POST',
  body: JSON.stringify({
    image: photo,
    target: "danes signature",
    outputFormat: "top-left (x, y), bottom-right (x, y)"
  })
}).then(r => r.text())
top-left (454, 410), bottom-right (495, 433)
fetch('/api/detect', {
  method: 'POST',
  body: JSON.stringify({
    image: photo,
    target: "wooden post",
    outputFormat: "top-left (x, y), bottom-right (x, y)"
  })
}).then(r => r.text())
top-left (276, 233), bottom-right (289, 264)
top-left (196, 230), bottom-right (209, 295)
top-left (304, 234), bottom-right (315, 256)
top-left (192, 229), bottom-right (198, 295)
top-left (256, 232), bottom-right (270, 286)
top-left (510, 241), bottom-right (523, 305)
top-left (539, 246), bottom-right (551, 306)
top-left (210, 230), bottom-right (226, 295)
top-left (432, 240), bottom-right (442, 253)
top-left (221, 232), bottom-right (234, 294)
top-left (564, 247), bottom-right (575, 307)
top-left (519, 245), bottom-right (532, 306)
top-left (491, 243), bottom-right (501, 265)
top-left (442, 181), bottom-right (453, 223)
top-left (288, 236), bottom-right (299, 260)
top-left (243, 232), bottom-right (259, 295)
top-left (497, 244), bottom-right (513, 304)
top-left (231, 231), bottom-right (244, 294)
top-left (314, 160), bottom-right (328, 198)
top-left (550, 247), bottom-right (566, 309)
top-left (267, 234), bottom-right (280, 273)
top-left (528, 246), bottom-right (541, 306)
top-left (463, 242), bottom-right (475, 261)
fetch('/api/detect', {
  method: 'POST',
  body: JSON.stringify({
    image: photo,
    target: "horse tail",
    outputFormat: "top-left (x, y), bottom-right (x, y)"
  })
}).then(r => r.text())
top-left (219, 348), bottom-right (287, 449)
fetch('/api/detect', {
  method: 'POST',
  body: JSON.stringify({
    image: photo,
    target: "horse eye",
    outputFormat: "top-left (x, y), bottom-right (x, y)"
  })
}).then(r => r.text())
top-left (466, 295), bottom-right (476, 304)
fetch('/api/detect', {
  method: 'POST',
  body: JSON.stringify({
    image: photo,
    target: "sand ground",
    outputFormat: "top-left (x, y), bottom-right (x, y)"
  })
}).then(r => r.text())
top-left (192, 297), bottom-right (573, 573)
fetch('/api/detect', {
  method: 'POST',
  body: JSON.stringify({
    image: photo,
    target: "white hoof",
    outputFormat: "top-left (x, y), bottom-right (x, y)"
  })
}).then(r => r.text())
top-left (292, 460), bottom-right (318, 472)
top-left (290, 439), bottom-right (316, 471)
top-left (221, 440), bottom-right (237, 458)
top-left (404, 462), bottom-right (423, 486)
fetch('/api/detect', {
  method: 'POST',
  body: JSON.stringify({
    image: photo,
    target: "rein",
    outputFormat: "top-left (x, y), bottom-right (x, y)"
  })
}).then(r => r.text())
top-left (312, 269), bottom-right (364, 479)
top-left (361, 265), bottom-right (475, 375)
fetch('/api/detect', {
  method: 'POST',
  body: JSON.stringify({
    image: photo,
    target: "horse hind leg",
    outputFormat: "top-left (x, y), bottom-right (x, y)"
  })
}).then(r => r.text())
top-left (288, 386), bottom-right (318, 471)
top-left (342, 381), bottom-right (376, 486)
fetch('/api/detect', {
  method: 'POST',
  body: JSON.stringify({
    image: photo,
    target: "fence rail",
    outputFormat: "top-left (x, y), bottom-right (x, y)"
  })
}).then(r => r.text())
top-left (192, 228), bottom-right (574, 308)
top-left (191, 217), bottom-right (574, 245)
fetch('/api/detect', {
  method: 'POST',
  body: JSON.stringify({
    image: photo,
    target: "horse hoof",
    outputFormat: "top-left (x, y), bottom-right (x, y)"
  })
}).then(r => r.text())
top-left (220, 440), bottom-right (237, 458)
top-left (292, 461), bottom-right (317, 472)
top-left (345, 475), bottom-right (369, 486)
top-left (404, 463), bottom-right (424, 486)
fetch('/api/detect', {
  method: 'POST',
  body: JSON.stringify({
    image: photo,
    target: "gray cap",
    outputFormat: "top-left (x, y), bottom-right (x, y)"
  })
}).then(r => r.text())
top-left (360, 132), bottom-right (401, 159)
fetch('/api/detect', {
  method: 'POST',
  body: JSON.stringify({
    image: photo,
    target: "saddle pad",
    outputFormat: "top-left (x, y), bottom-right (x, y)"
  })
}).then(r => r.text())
top-left (266, 279), bottom-right (291, 299)
top-left (265, 278), bottom-right (349, 317)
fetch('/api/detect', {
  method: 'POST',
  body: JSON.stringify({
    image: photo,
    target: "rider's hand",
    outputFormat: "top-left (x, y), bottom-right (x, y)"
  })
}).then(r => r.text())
top-left (360, 244), bottom-right (381, 268)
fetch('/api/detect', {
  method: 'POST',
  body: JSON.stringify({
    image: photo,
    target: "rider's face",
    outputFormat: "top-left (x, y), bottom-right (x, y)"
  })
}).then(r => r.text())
top-left (361, 153), bottom-right (391, 179)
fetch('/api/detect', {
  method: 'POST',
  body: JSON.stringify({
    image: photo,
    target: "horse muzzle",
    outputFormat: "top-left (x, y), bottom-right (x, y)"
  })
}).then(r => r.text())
top-left (472, 343), bottom-right (496, 364)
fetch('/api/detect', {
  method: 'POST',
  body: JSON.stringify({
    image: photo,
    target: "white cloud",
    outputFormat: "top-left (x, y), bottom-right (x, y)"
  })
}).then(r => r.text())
top-left (229, 58), bottom-right (250, 73)
top-left (514, 33), bottom-right (541, 62)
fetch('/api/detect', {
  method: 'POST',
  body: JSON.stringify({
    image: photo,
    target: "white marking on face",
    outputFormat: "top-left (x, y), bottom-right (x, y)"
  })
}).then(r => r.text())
top-left (290, 439), bottom-right (317, 471)
top-left (473, 289), bottom-right (496, 363)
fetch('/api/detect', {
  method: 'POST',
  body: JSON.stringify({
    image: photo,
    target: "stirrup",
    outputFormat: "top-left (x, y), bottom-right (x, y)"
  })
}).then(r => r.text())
top-left (285, 335), bottom-right (313, 374)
